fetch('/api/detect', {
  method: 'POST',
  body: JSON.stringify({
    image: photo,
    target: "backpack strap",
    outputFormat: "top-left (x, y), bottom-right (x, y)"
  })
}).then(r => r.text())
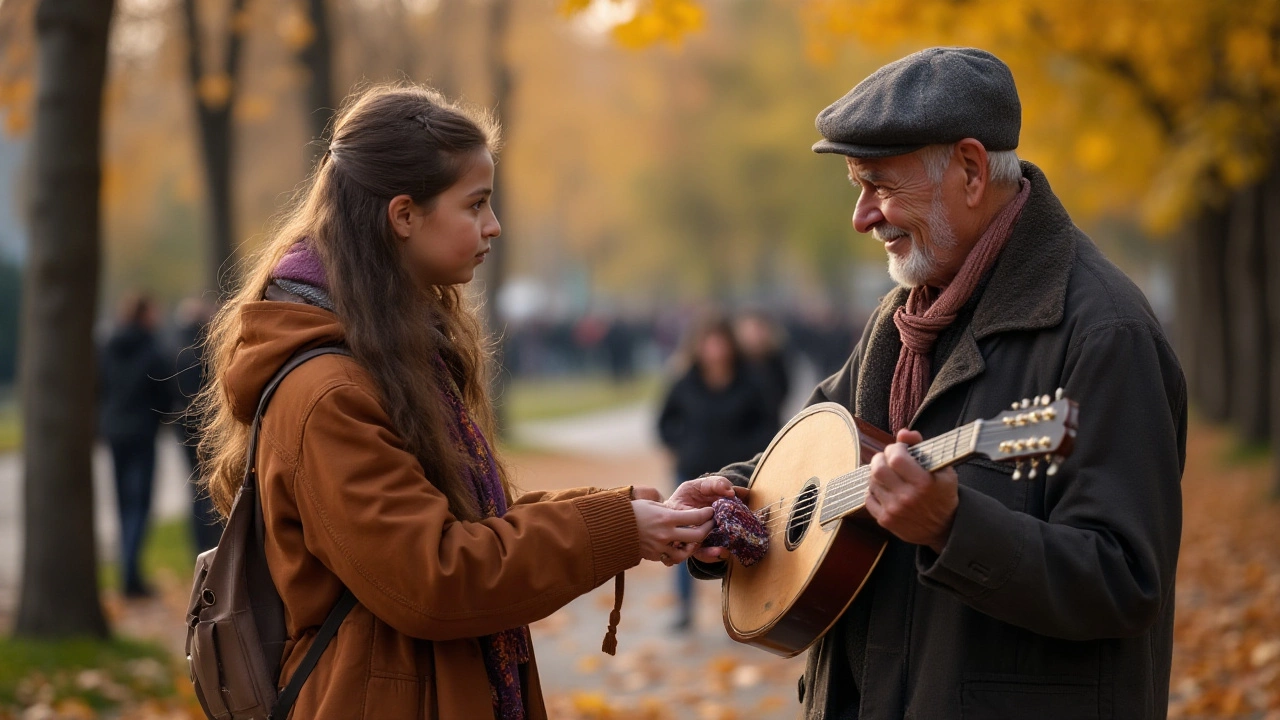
top-left (245, 345), bottom-right (359, 720)
top-left (270, 588), bottom-right (358, 719)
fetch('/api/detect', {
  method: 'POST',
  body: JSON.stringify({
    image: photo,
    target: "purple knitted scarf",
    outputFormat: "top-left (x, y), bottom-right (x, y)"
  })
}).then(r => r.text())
top-left (270, 242), bottom-right (531, 718)
top-left (437, 367), bottom-right (531, 719)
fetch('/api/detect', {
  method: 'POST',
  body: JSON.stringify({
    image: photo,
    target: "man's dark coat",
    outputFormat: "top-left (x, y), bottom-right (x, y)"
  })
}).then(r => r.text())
top-left (708, 163), bottom-right (1187, 720)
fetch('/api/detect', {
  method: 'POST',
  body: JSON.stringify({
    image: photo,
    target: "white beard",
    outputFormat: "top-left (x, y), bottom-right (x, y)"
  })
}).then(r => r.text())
top-left (880, 192), bottom-right (958, 289)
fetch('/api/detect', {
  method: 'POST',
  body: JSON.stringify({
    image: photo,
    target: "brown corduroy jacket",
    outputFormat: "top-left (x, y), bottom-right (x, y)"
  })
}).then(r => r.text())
top-left (223, 300), bottom-right (641, 719)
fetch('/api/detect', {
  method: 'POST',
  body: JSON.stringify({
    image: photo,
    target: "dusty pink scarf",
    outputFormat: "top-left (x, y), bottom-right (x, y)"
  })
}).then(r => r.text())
top-left (889, 178), bottom-right (1030, 432)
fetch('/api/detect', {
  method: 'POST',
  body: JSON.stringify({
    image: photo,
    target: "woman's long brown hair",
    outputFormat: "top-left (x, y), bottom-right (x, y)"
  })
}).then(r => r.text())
top-left (196, 83), bottom-right (505, 522)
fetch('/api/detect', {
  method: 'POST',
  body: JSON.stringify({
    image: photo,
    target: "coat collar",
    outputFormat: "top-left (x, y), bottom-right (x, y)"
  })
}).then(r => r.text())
top-left (856, 161), bottom-right (1079, 431)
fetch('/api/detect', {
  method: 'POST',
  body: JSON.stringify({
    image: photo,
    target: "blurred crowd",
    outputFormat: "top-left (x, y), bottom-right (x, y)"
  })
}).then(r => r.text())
top-left (93, 290), bottom-right (861, 604)
top-left (503, 305), bottom-right (860, 383)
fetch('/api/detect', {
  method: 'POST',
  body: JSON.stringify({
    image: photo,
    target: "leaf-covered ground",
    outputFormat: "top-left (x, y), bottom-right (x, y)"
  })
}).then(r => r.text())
top-left (4, 422), bottom-right (1280, 718)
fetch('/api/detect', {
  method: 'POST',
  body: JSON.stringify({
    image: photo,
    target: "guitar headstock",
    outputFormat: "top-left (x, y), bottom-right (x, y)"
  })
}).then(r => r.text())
top-left (975, 389), bottom-right (1079, 480)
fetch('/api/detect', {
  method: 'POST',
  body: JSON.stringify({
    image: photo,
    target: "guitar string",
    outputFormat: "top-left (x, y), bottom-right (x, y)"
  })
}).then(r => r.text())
top-left (746, 428), bottom-right (968, 517)
top-left (757, 437), bottom-right (1062, 536)
top-left (748, 429), bottom-right (967, 531)
top-left (751, 415), bottom-right (1059, 520)
top-left (748, 425), bottom-right (975, 524)
top-left (749, 420), bottom-right (1064, 534)
top-left (756, 418), bottom-right (1059, 530)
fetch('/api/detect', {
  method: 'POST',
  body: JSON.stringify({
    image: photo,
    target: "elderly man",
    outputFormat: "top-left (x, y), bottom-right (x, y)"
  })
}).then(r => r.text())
top-left (690, 47), bottom-right (1186, 719)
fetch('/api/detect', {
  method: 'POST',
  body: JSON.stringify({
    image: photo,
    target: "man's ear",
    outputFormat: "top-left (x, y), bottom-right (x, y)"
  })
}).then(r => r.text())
top-left (387, 194), bottom-right (415, 240)
top-left (954, 139), bottom-right (989, 209)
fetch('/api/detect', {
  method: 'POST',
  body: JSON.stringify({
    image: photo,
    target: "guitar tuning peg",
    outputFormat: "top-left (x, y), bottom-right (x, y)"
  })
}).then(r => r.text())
top-left (1028, 457), bottom-right (1040, 479)
top-left (1020, 398), bottom-right (1031, 409)
top-left (1011, 461), bottom-right (1023, 481)
top-left (1040, 394), bottom-right (1051, 405)
top-left (1055, 387), bottom-right (1064, 401)
top-left (1032, 395), bottom-right (1042, 406)
top-left (1011, 401), bottom-right (1020, 410)
top-left (1046, 453), bottom-right (1059, 476)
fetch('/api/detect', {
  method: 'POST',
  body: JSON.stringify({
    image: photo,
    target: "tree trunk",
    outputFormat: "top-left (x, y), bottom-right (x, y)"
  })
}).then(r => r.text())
top-left (13, 0), bottom-right (113, 639)
top-left (1177, 207), bottom-right (1232, 423)
top-left (1263, 161), bottom-right (1280, 497)
top-left (1225, 183), bottom-right (1269, 443)
top-left (302, 0), bottom-right (335, 165)
top-left (483, 0), bottom-right (513, 437)
top-left (182, 0), bottom-right (247, 295)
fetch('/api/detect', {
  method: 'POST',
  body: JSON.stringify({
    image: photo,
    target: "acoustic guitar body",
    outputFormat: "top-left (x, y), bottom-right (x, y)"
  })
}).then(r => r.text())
top-left (722, 402), bottom-right (893, 658)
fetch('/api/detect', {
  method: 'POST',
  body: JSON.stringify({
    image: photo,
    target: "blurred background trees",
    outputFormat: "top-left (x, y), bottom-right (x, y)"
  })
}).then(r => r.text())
top-left (0, 0), bottom-right (1278, 638)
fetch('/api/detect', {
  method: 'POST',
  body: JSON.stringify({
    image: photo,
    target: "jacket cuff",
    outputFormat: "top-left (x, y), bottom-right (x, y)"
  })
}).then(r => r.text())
top-left (688, 557), bottom-right (728, 580)
top-left (573, 490), bottom-right (641, 585)
top-left (916, 485), bottom-right (1027, 598)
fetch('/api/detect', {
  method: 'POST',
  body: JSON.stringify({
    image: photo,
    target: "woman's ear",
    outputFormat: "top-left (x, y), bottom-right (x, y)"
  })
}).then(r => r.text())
top-left (387, 194), bottom-right (415, 241)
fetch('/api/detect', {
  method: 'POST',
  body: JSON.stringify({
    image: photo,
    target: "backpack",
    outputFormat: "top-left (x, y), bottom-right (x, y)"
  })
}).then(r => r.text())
top-left (186, 346), bottom-right (357, 720)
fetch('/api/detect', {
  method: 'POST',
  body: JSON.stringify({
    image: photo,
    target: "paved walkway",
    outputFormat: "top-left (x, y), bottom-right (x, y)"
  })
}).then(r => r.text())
top-left (0, 374), bottom-right (817, 718)
top-left (0, 428), bottom-right (195, 616)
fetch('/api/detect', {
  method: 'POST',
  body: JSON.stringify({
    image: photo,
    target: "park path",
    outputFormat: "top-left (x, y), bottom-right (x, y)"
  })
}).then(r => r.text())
top-left (0, 400), bottom-right (808, 719)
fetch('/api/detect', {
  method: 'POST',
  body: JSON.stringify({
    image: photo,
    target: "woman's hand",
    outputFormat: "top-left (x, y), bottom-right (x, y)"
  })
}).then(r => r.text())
top-left (631, 501), bottom-right (714, 567)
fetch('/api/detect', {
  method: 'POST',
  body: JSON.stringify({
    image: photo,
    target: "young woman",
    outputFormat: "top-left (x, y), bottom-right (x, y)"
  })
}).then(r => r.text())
top-left (656, 314), bottom-right (777, 630)
top-left (196, 84), bottom-right (729, 719)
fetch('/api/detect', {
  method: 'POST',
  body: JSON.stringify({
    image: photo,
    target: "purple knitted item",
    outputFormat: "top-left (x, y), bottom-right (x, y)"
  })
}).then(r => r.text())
top-left (271, 241), bottom-right (330, 291)
top-left (703, 496), bottom-right (770, 567)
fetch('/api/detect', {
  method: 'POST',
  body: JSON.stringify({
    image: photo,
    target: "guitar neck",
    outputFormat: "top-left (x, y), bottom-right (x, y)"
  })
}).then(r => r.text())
top-left (818, 420), bottom-right (983, 525)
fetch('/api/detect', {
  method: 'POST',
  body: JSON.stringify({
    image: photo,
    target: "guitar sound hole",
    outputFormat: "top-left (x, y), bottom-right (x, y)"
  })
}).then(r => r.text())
top-left (785, 480), bottom-right (820, 551)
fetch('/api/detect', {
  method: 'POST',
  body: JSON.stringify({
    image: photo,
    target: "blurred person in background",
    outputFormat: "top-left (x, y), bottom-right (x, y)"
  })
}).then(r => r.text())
top-left (173, 295), bottom-right (220, 553)
top-left (98, 292), bottom-right (173, 599)
top-left (734, 308), bottom-right (792, 433)
top-left (657, 314), bottom-right (777, 631)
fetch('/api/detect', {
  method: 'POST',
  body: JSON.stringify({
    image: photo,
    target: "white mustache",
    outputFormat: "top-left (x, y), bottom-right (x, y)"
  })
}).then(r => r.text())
top-left (872, 223), bottom-right (909, 242)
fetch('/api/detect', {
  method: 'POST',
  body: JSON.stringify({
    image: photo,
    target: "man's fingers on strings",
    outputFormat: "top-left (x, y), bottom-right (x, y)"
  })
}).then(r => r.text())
top-left (884, 443), bottom-right (929, 483)
top-left (895, 428), bottom-right (923, 445)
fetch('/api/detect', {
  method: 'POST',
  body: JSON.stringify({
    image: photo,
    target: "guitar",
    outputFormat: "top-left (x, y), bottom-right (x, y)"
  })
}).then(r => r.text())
top-left (721, 392), bottom-right (1078, 657)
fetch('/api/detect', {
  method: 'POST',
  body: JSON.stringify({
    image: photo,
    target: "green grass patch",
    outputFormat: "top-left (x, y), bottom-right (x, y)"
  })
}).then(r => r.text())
top-left (1222, 437), bottom-right (1271, 467)
top-left (504, 374), bottom-right (663, 424)
top-left (0, 399), bottom-right (18, 455)
top-left (99, 518), bottom-right (196, 592)
top-left (0, 636), bottom-right (178, 710)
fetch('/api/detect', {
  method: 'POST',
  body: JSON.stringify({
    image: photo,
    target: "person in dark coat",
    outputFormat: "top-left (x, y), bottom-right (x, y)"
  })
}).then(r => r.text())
top-left (657, 314), bottom-right (776, 630)
top-left (173, 296), bottom-right (221, 553)
top-left (690, 47), bottom-right (1186, 720)
top-left (733, 309), bottom-right (792, 433)
top-left (99, 293), bottom-right (174, 598)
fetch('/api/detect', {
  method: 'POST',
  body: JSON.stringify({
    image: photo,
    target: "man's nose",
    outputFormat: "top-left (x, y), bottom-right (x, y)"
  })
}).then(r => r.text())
top-left (852, 193), bottom-right (883, 234)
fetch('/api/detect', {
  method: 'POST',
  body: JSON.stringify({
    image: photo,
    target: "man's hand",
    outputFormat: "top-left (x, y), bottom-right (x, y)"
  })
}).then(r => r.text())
top-left (665, 475), bottom-right (745, 511)
top-left (667, 476), bottom-right (749, 564)
top-left (865, 429), bottom-right (959, 553)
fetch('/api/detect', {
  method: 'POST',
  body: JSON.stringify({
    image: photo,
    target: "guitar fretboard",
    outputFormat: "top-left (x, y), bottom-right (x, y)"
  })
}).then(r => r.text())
top-left (817, 422), bottom-right (982, 524)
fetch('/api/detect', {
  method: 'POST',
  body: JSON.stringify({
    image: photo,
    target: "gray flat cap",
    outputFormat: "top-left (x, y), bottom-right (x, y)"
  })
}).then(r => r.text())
top-left (813, 47), bottom-right (1021, 158)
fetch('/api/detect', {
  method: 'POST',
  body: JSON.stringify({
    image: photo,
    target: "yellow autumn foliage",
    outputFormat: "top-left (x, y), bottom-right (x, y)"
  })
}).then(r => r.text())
top-left (801, 0), bottom-right (1280, 234)
top-left (571, 0), bottom-right (1280, 235)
